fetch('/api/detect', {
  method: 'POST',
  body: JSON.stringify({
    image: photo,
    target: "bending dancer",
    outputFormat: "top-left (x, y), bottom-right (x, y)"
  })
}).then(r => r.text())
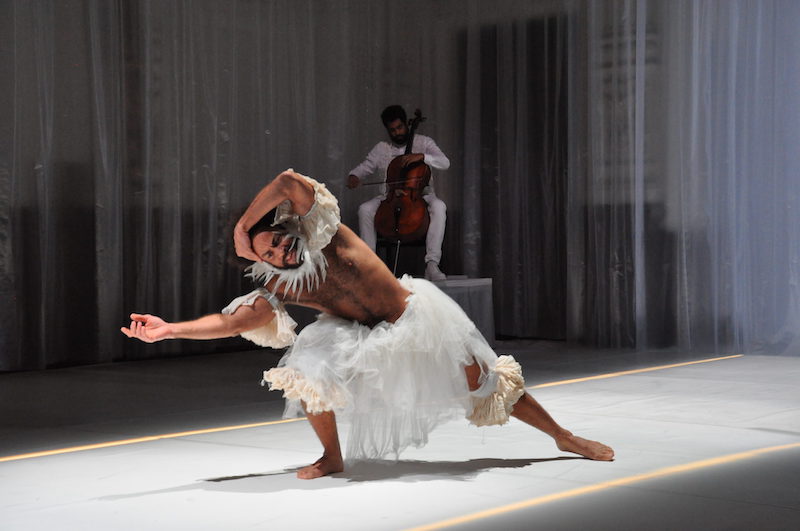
top-left (347, 105), bottom-right (449, 281)
top-left (122, 169), bottom-right (613, 479)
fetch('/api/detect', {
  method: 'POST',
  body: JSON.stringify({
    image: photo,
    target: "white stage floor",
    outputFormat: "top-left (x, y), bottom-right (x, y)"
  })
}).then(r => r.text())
top-left (1, 344), bottom-right (799, 530)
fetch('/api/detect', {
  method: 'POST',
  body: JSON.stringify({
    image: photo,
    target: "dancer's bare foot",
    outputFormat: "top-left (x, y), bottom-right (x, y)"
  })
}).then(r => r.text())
top-left (556, 432), bottom-right (615, 461)
top-left (296, 454), bottom-right (344, 479)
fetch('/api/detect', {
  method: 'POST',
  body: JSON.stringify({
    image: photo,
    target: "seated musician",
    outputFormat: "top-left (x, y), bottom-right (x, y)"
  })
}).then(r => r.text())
top-left (346, 105), bottom-right (449, 281)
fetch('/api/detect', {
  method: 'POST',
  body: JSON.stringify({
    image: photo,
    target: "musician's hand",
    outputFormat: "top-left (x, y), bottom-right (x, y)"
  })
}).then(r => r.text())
top-left (400, 154), bottom-right (424, 168)
top-left (234, 222), bottom-right (261, 262)
top-left (347, 175), bottom-right (361, 189)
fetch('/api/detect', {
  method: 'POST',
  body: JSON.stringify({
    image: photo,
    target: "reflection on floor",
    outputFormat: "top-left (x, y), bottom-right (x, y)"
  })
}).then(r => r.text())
top-left (1, 342), bottom-right (799, 530)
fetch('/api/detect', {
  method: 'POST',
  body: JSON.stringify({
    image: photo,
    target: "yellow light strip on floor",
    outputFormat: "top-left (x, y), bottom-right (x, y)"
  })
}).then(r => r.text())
top-left (529, 354), bottom-right (743, 389)
top-left (0, 418), bottom-right (306, 463)
top-left (406, 440), bottom-right (800, 531)
top-left (0, 354), bottom-right (742, 463)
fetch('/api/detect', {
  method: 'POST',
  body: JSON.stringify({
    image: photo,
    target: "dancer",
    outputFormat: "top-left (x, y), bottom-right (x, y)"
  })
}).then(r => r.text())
top-left (122, 169), bottom-right (613, 479)
top-left (347, 105), bottom-right (449, 280)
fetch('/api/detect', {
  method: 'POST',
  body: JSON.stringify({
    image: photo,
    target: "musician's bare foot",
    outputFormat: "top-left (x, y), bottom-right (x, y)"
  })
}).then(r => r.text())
top-left (296, 454), bottom-right (344, 479)
top-left (556, 431), bottom-right (615, 461)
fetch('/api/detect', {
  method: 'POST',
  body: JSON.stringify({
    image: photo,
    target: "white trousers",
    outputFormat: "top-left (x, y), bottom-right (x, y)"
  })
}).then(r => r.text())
top-left (358, 192), bottom-right (446, 265)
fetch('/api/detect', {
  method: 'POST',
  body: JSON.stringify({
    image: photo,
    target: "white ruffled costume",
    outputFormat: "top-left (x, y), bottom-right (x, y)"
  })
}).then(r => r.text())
top-left (223, 172), bottom-right (525, 461)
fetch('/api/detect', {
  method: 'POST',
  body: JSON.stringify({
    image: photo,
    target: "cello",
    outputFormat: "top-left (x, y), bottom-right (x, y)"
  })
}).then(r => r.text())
top-left (374, 109), bottom-right (432, 243)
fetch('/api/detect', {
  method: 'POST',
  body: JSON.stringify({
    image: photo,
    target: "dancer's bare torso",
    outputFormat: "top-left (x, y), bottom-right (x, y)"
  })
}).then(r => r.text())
top-left (267, 224), bottom-right (410, 327)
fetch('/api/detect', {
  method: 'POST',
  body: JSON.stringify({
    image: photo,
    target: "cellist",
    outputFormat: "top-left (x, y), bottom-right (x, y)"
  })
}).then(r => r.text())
top-left (347, 105), bottom-right (449, 281)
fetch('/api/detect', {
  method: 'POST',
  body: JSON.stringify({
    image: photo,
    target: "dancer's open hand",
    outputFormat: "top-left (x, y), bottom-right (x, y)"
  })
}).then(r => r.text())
top-left (121, 313), bottom-right (173, 343)
top-left (234, 222), bottom-right (261, 262)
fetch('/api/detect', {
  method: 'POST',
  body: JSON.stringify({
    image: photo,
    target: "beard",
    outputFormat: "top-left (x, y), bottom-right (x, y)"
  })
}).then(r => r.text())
top-left (277, 235), bottom-right (303, 269)
top-left (390, 133), bottom-right (408, 146)
top-left (246, 229), bottom-right (327, 297)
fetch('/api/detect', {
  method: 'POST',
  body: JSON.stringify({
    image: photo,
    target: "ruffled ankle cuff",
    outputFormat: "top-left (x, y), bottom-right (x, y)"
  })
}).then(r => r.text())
top-left (466, 355), bottom-right (525, 427)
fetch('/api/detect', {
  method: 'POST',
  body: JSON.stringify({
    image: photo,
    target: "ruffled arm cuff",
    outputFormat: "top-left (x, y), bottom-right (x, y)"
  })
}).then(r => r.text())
top-left (221, 288), bottom-right (298, 348)
top-left (274, 171), bottom-right (340, 252)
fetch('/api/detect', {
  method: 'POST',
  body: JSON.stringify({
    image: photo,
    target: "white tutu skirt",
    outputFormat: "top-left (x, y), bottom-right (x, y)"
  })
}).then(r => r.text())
top-left (263, 276), bottom-right (524, 461)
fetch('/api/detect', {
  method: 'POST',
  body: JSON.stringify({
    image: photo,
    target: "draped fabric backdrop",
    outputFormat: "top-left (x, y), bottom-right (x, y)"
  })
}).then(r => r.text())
top-left (1, 0), bottom-right (798, 370)
top-left (564, 0), bottom-right (800, 352)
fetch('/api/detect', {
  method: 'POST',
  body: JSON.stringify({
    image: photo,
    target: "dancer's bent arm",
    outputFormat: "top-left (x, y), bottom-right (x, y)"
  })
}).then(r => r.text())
top-left (121, 296), bottom-right (275, 343)
top-left (234, 169), bottom-right (315, 261)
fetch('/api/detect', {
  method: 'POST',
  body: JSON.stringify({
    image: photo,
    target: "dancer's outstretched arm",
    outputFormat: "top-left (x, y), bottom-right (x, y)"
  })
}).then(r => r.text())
top-left (234, 169), bottom-right (315, 261)
top-left (121, 296), bottom-right (275, 343)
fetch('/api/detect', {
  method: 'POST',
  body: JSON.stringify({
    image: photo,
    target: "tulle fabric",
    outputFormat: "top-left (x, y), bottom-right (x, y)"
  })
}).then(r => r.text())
top-left (263, 276), bottom-right (523, 461)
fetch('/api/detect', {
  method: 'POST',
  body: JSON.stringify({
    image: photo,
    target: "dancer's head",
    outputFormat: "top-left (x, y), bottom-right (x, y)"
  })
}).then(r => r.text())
top-left (249, 210), bottom-right (303, 269)
top-left (381, 105), bottom-right (408, 145)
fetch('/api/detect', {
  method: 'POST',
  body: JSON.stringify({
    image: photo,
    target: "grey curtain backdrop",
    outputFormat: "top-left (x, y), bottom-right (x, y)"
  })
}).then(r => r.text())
top-left (1, 0), bottom-right (798, 370)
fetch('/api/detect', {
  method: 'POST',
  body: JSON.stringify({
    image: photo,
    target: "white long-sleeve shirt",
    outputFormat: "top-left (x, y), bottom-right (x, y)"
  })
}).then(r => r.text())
top-left (349, 134), bottom-right (450, 193)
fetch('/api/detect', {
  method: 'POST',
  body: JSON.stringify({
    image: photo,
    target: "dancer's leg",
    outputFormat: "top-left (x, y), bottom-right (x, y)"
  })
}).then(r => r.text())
top-left (296, 405), bottom-right (344, 479)
top-left (464, 362), bottom-right (614, 461)
top-left (510, 392), bottom-right (614, 460)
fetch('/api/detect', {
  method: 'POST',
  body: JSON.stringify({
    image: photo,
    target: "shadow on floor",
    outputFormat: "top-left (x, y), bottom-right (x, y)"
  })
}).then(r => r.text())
top-left (338, 456), bottom-right (582, 482)
top-left (98, 456), bottom-right (581, 500)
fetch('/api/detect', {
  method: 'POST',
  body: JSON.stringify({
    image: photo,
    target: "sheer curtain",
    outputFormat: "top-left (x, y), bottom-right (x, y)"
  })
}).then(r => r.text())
top-left (2, 0), bottom-right (798, 371)
top-left (565, 0), bottom-right (800, 351)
